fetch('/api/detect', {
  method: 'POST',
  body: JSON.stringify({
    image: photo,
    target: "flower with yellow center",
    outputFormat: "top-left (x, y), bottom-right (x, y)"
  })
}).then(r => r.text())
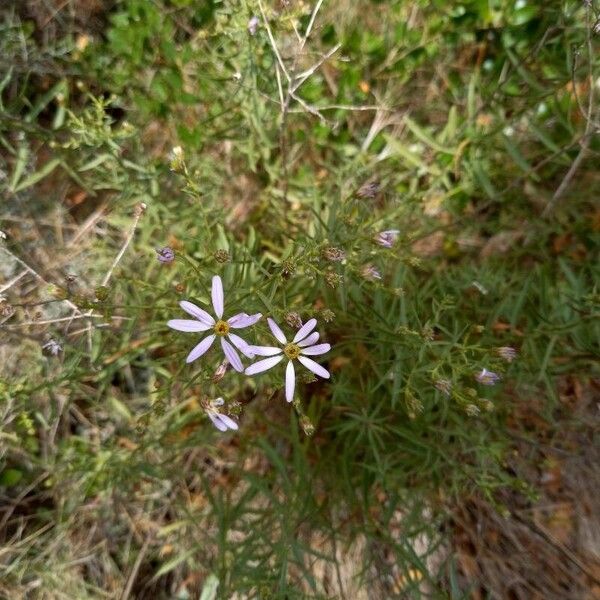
top-left (167, 275), bottom-right (262, 372)
top-left (245, 317), bottom-right (332, 403)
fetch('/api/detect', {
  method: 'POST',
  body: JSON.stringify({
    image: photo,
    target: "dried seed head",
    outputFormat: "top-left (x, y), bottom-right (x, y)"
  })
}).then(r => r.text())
top-left (496, 346), bottom-right (517, 363)
top-left (324, 271), bottom-right (343, 288)
top-left (281, 259), bottom-right (296, 278)
top-left (434, 379), bottom-right (452, 397)
top-left (357, 180), bottom-right (380, 199)
top-left (322, 247), bottom-right (346, 262)
top-left (465, 404), bottom-right (480, 417)
top-left (284, 312), bottom-right (303, 329)
top-left (214, 249), bottom-right (230, 263)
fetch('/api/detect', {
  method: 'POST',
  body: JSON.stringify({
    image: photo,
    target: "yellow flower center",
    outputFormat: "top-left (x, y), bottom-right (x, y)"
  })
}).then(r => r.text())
top-left (284, 343), bottom-right (301, 360)
top-left (214, 320), bottom-right (230, 336)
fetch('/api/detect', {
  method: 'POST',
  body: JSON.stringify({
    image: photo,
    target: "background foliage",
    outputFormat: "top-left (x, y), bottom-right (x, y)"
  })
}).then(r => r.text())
top-left (1, 0), bottom-right (599, 598)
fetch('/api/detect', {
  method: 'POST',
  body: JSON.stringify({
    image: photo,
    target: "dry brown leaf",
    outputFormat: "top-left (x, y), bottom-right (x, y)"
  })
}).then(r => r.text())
top-left (480, 230), bottom-right (524, 258)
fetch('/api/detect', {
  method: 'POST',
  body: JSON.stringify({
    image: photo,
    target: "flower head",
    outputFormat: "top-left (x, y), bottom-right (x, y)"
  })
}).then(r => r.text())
top-left (167, 275), bottom-right (261, 372)
top-left (375, 230), bottom-right (399, 248)
top-left (247, 15), bottom-right (260, 35)
top-left (475, 368), bottom-right (501, 386)
top-left (156, 247), bottom-right (175, 264)
top-left (203, 397), bottom-right (239, 432)
top-left (496, 346), bottom-right (517, 363)
top-left (245, 318), bottom-right (331, 403)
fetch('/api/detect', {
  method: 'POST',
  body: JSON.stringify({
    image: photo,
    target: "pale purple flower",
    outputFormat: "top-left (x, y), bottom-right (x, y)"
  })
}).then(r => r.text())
top-left (205, 398), bottom-right (239, 432)
top-left (167, 275), bottom-right (261, 372)
top-left (245, 318), bottom-right (331, 403)
top-left (42, 339), bottom-right (62, 356)
top-left (361, 264), bottom-right (382, 281)
top-left (496, 346), bottom-right (517, 363)
top-left (156, 247), bottom-right (175, 263)
top-left (475, 368), bottom-right (501, 386)
top-left (375, 230), bottom-right (399, 248)
top-left (247, 15), bottom-right (260, 35)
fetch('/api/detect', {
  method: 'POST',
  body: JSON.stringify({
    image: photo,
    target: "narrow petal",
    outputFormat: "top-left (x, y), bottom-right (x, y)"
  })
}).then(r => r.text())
top-left (211, 275), bottom-right (224, 318)
top-left (228, 313), bottom-right (262, 328)
top-left (298, 356), bottom-right (330, 379)
top-left (285, 360), bottom-right (295, 403)
top-left (221, 337), bottom-right (243, 372)
top-left (297, 332), bottom-right (319, 347)
top-left (217, 413), bottom-right (239, 431)
top-left (227, 333), bottom-right (255, 358)
top-left (301, 343), bottom-right (331, 356)
top-left (293, 318), bottom-right (317, 343)
top-left (186, 335), bottom-right (215, 363)
top-left (249, 345), bottom-right (283, 357)
top-left (180, 301), bottom-right (215, 325)
top-left (208, 412), bottom-right (228, 432)
top-left (167, 319), bottom-right (212, 332)
top-left (245, 354), bottom-right (284, 375)
top-left (267, 318), bottom-right (287, 344)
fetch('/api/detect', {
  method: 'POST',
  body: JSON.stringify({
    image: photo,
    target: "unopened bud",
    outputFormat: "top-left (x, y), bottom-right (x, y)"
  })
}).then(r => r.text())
top-left (212, 360), bottom-right (228, 383)
top-left (320, 308), bottom-right (335, 322)
top-left (300, 415), bottom-right (315, 436)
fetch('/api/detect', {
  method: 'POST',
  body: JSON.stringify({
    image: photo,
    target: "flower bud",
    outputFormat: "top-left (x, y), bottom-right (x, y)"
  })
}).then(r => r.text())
top-left (300, 415), bottom-right (315, 436)
top-left (320, 309), bottom-right (335, 322)
top-left (212, 360), bottom-right (228, 383)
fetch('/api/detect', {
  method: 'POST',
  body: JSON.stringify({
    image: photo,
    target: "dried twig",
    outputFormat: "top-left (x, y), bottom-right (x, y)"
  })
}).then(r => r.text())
top-left (542, 6), bottom-right (596, 217)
